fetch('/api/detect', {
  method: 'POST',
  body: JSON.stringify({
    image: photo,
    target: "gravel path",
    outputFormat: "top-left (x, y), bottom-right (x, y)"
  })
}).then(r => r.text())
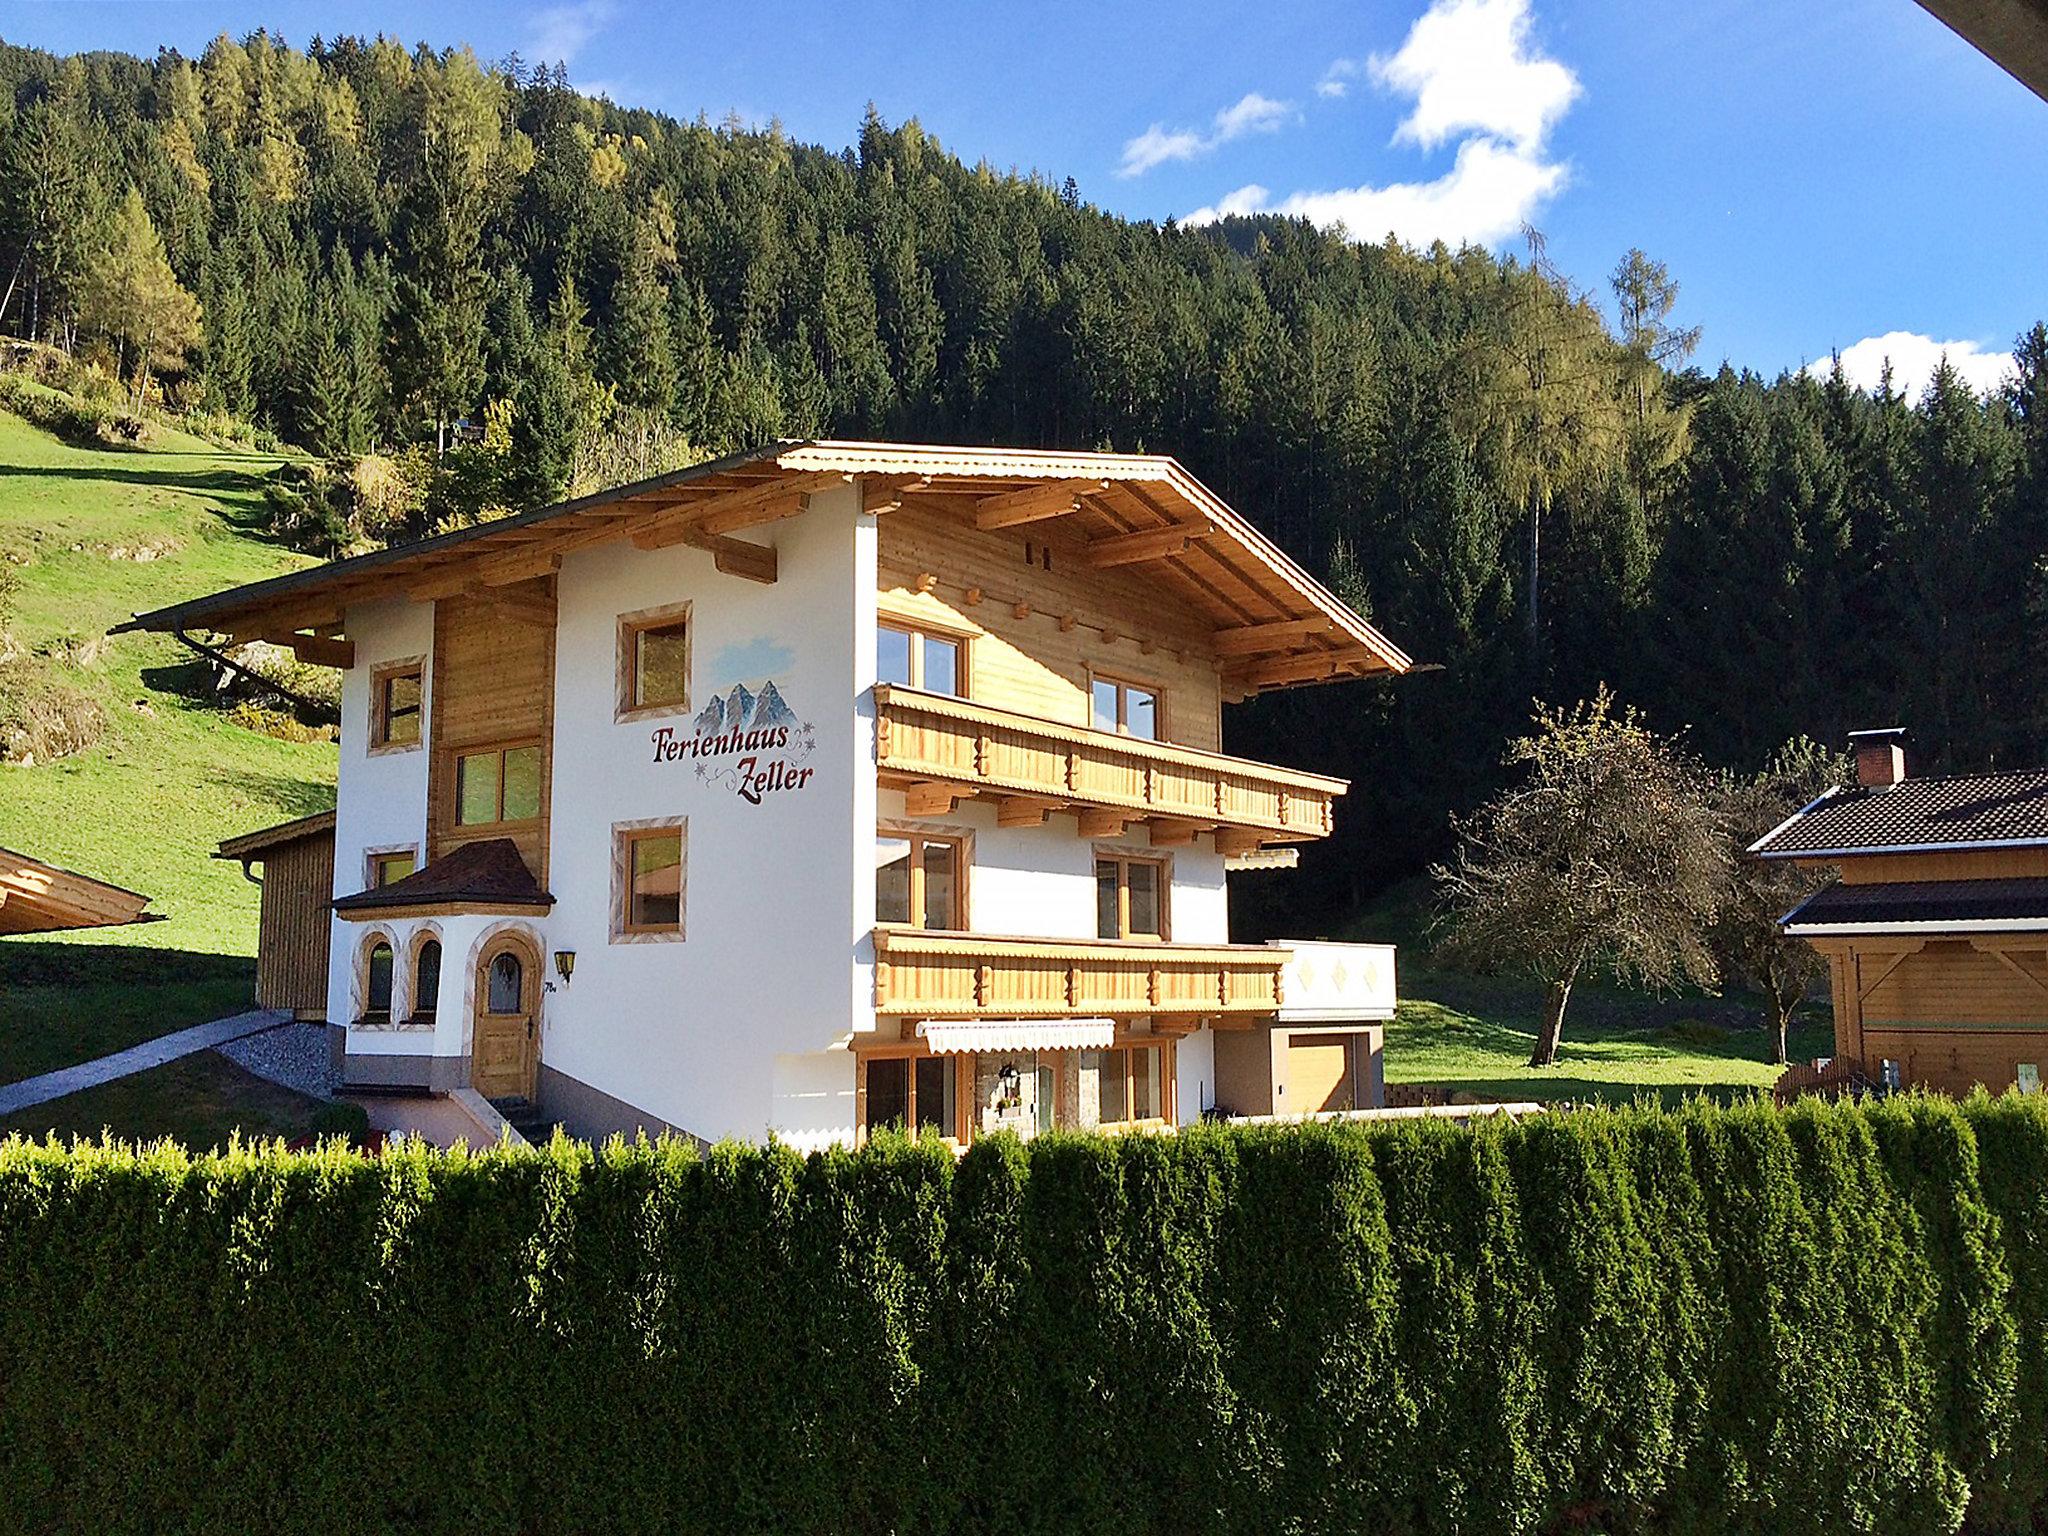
top-left (215, 1021), bottom-right (339, 1101)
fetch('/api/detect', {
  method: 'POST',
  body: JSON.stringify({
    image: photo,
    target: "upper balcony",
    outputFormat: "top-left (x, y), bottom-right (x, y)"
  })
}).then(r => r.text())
top-left (873, 685), bottom-right (1347, 852)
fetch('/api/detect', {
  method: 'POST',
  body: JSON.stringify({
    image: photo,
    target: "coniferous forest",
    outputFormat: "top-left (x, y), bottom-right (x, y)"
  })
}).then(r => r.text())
top-left (4, 33), bottom-right (2046, 930)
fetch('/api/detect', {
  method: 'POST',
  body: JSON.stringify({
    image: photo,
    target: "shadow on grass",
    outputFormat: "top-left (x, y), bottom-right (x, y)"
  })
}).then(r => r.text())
top-left (203, 768), bottom-right (338, 822)
top-left (0, 462), bottom-right (275, 495)
top-left (0, 941), bottom-right (252, 988)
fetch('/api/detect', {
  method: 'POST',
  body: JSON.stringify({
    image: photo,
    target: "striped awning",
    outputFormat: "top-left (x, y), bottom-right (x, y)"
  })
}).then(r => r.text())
top-left (915, 1018), bottom-right (1117, 1055)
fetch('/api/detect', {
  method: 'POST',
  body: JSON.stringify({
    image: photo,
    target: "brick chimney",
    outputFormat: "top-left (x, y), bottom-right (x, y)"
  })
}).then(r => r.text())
top-left (1848, 727), bottom-right (1909, 789)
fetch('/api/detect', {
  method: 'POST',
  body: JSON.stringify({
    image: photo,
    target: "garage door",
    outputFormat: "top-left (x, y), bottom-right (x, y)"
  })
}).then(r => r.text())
top-left (1289, 1034), bottom-right (1354, 1112)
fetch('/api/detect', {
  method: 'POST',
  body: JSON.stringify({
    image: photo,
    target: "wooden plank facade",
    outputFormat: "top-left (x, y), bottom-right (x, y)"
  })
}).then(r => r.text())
top-left (216, 811), bottom-right (336, 1018)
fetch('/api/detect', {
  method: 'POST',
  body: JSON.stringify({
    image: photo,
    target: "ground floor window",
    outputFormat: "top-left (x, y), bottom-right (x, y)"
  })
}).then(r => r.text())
top-left (1079, 1043), bottom-right (1165, 1125)
top-left (859, 1037), bottom-right (1174, 1143)
top-left (861, 1053), bottom-right (960, 1139)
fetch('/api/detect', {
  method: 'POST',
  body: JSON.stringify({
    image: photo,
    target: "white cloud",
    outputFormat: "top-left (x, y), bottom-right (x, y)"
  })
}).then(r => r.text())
top-left (1317, 59), bottom-right (1363, 99)
top-left (1804, 332), bottom-right (2015, 399)
top-left (1184, 138), bottom-right (1565, 247)
top-left (1117, 91), bottom-right (1297, 177)
top-left (1370, 0), bottom-right (1578, 152)
top-left (1119, 124), bottom-right (1209, 177)
top-left (1213, 92), bottom-right (1293, 139)
top-left (524, 0), bottom-right (615, 66)
top-left (1183, 0), bottom-right (1579, 249)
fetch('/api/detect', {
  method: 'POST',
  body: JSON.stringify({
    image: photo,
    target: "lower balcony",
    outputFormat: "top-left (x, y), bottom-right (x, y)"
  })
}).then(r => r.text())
top-left (872, 926), bottom-right (1287, 1022)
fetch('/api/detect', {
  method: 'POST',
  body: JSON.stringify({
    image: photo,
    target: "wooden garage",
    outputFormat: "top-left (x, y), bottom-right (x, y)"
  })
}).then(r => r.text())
top-left (1756, 729), bottom-right (2048, 1096)
top-left (216, 811), bottom-right (335, 1018)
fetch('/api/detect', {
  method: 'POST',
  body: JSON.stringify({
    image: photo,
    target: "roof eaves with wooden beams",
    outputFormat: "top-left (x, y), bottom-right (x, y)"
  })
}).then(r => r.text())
top-left (116, 440), bottom-right (1413, 695)
top-left (213, 809), bottom-right (338, 863)
top-left (0, 847), bottom-right (156, 936)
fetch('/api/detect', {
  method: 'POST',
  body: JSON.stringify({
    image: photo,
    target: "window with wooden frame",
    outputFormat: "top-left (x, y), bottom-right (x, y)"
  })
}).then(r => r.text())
top-left (859, 1052), bottom-right (961, 1141)
top-left (877, 619), bottom-right (968, 697)
top-left (370, 660), bottom-right (424, 751)
top-left (875, 827), bottom-right (966, 930)
top-left (616, 602), bottom-right (691, 721)
top-left (359, 934), bottom-right (395, 1024)
top-left (1079, 1042), bottom-right (1169, 1127)
top-left (409, 935), bottom-right (442, 1023)
top-left (1095, 853), bottom-right (1168, 940)
top-left (453, 741), bottom-right (543, 829)
top-left (611, 818), bottom-right (687, 942)
top-left (1090, 672), bottom-right (1161, 741)
top-left (367, 848), bottom-right (418, 888)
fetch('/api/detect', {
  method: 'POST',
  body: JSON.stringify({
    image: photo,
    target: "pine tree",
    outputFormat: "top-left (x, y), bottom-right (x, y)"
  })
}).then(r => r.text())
top-left (387, 139), bottom-right (487, 451)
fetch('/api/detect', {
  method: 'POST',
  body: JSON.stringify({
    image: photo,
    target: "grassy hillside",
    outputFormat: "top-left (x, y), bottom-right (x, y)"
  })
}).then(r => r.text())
top-left (0, 405), bottom-right (338, 1079)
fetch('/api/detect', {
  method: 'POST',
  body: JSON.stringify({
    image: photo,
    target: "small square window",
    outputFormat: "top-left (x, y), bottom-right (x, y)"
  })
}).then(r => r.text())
top-left (628, 830), bottom-right (684, 931)
top-left (371, 661), bottom-right (424, 750)
top-left (633, 619), bottom-right (690, 710)
top-left (614, 820), bottom-right (687, 940)
top-left (616, 604), bottom-right (692, 719)
top-left (370, 851), bottom-right (417, 887)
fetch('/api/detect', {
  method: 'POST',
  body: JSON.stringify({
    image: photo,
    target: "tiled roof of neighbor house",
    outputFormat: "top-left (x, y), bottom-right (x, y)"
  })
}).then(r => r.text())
top-left (1750, 770), bottom-right (2048, 858)
top-left (1781, 876), bottom-right (2048, 932)
top-left (113, 440), bottom-right (1412, 695)
top-left (214, 809), bottom-right (337, 862)
top-left (0, 846), bottom-right (155, 935)
top-left (331, 838), bottom-right (552, 915)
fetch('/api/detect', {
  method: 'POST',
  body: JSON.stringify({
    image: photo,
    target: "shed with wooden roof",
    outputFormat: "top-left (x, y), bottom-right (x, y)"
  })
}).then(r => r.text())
top-left (216, 811), bottom-right (336, 1018)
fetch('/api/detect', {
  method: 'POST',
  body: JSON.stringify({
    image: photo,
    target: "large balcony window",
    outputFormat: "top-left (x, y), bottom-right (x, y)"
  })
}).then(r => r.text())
top-left (878, 620), bottom-right (966, 697)
top-left (454, 742), bottom-right (542, 828)
top-left (1096, 854), bottom-right (1166, 940)
top-left (876, 828), bottom-right (965, 930)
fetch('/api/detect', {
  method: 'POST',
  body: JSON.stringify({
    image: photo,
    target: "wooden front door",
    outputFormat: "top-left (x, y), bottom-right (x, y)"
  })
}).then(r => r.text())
top-left (472, 937), bottom-right (539, 1100)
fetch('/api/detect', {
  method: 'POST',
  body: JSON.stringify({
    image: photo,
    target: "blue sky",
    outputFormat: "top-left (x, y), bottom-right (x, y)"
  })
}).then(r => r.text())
top-left (5, 0), bottom-right (2045, 394)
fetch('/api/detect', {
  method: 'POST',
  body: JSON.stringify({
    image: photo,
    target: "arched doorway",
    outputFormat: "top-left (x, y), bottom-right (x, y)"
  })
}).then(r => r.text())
top-left (472, 931), bottom-right (541, 1101)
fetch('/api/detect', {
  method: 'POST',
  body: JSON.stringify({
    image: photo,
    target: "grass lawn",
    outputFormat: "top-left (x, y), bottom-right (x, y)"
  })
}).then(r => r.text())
top-left (1385, 966), bottom-right (1833, 1106)
top-left (0, 406), bottom-right (337, 959)
top-left (1330, 878), bottom-right (1832, 1106)
top-left (0, 1051), bottom-right (336, 1150)
top-left (0, 405), bottom-right (337, 1092)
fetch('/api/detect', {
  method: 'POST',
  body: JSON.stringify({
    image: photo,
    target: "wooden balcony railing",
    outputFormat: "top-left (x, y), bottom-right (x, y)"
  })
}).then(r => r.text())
top-left (873, 927), bottom-right (1287, 1020)
top-left (874, 685), bottom-right (1346, 848)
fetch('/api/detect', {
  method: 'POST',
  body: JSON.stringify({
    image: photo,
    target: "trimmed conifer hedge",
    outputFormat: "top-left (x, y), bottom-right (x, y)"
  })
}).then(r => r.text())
top-left (1, 1095), bottom-right (2043, 1534)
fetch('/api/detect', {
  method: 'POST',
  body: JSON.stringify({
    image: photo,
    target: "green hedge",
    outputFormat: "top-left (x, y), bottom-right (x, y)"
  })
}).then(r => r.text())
top-left (0, 1095), bottom-right (2042, 1534)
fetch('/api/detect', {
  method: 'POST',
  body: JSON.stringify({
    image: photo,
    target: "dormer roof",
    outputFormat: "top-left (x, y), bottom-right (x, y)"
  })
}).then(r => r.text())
top-left (116, 441), bottom-right (1412, 695)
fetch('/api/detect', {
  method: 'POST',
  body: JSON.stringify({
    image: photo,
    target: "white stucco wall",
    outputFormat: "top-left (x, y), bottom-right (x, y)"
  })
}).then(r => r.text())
top-left (538, 484), bottom-right (871, 1144)
top-left (325, 597), bottom-right (433, 1034)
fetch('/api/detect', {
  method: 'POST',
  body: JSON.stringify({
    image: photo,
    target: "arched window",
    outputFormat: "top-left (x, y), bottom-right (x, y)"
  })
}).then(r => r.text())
top-left (412, 939), bottom-right (442, 1021)
top-left (487, 950), bottom-right (524, 1014)
top-left (364, 939), bottom-right (394, 1021)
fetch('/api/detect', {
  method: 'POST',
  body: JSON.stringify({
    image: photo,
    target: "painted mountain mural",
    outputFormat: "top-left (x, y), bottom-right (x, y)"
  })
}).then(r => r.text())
top-left (694, 681), bottom-right (796, 736)
top-left (752, 681), bottom-right (796, 728)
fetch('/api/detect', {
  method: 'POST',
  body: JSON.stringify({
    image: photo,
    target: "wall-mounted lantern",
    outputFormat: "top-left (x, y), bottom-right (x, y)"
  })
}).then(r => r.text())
top-left (553, 950), bottom-right (576, 986)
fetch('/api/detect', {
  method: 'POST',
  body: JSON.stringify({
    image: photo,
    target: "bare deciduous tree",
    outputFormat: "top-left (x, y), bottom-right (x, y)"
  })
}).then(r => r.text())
top-left (1434, 687), bottom-right (1729, 1067)
top-left (1714, 737), bottom-right (1851, 1065)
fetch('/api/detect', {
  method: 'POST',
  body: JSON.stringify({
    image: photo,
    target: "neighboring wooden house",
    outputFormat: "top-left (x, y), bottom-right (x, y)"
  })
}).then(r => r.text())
top-left (1754, 728), bottom-right (2048, 1096)
top-left (215, 811), bottom-right (336, 1018)
top-left (0, 847), bottom-right (154, 935)
top-left (124, 442), bottom-right (1405, 1146)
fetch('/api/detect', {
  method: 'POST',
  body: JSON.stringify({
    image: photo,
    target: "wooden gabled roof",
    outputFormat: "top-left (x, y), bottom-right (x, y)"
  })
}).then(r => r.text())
top-left (0, 847), bottom-right (155, 936)
top-left (214, 809), bottom-right (337, 863)
top-left (116, 441), bottom-right (1412, 695)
